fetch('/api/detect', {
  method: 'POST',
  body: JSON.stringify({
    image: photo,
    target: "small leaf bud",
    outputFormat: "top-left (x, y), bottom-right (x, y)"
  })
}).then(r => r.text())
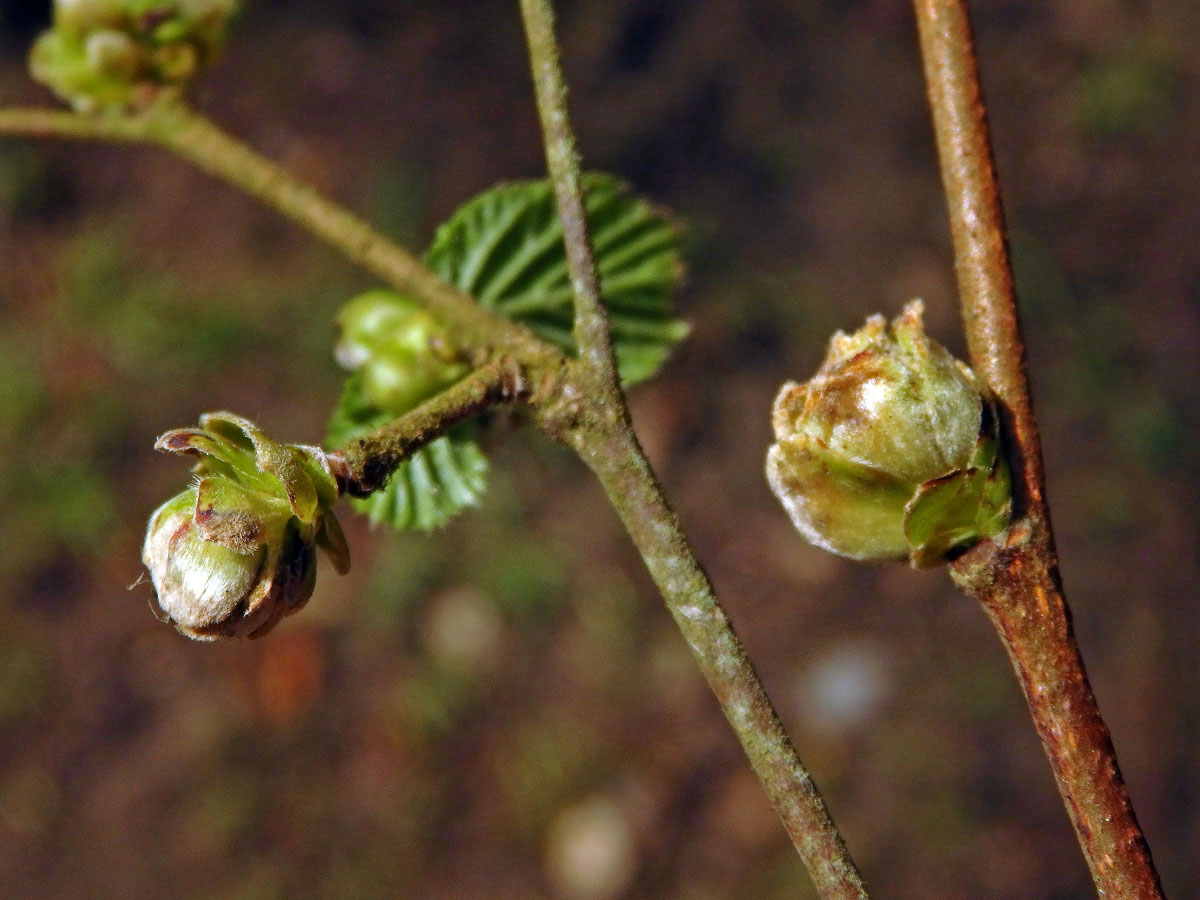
top-left (766, 301), bottom-right (1011, 568)
top-left (30, 0), bottom-right (239, 111)
top-left (142, 412), bottom-right (348, 640)
top-left (335, 290), bottom-right (468, 413)
top-left (30, 30), bottom-right (136, 112)
top-left (149, 41), bottom-right (198, 82)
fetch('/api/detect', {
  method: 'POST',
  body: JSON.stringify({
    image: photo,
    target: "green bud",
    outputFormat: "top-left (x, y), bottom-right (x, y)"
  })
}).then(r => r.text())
top-left (335, 290), bottom-right (468, 413)
top-left (142, 0), bottom-right (238, 55)
top-left (30, 30), bottom-right (138, 112)
top-left (149, 41), bottom-right (198, 82)
top-left (53, 0), bottom-right (127, 35)
top-left (31, 0), bottom-right (238, 111)
top-left (85, 29), bottom-right (141, 80)
top-left (766, 301), bottom-right (1011, 568)
top-left (142, 412), bottom-right (349, 640)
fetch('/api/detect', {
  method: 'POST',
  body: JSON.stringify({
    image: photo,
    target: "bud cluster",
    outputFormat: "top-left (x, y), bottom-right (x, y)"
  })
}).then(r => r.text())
top-left (143, 412), bottom-right (349, 640)
top-left (766, 301), bottom-right (1011, 568)
top-left (30, 0), bottom-right (239, 112)
top-left (335, 289), bottom-right (469, 413)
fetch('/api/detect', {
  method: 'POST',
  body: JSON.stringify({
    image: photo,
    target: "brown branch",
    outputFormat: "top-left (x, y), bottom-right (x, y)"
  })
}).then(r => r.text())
top-left (912, 1), bottom-right (1165, 897)
top-left (331, 362), bottom-right (523, 497)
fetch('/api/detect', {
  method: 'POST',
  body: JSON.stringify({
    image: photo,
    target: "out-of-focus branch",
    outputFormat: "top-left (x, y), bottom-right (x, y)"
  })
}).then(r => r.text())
top-left (0, 104), bottom-right (564, 376)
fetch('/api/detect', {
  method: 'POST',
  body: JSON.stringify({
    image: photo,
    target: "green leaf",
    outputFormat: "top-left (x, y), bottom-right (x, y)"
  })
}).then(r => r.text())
top-left (326, 374), bottom-right (488, 532)
top-left (424, 173), bottom-right (689, 385)
top-left (326, 173), bottom-right (686, 532)
top-left (902, 468), bottom-right (986, 568)
top-left (902, 438), bottom-right (1012, 569)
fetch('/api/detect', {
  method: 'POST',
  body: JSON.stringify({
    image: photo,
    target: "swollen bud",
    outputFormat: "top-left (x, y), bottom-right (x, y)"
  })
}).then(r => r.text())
top-left (30, 0), bottom-right (238, 112)
top-left (766, 301), bottom-right (1011, 568)
top-left (142, 412), bottom-right (349, 640)
top-left (335, 290), bottom-right (468, 413)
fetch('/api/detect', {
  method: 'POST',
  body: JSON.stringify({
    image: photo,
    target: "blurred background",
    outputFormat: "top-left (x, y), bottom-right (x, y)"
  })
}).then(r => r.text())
top-left (1, 1), bottom-right (1198, 898)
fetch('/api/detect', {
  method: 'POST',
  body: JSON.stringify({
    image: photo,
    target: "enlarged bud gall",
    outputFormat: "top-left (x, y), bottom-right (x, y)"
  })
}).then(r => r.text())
top-left (142, 412), bottom-right (349, 640)
top-left (766, 301), bottom-right (1011, 568)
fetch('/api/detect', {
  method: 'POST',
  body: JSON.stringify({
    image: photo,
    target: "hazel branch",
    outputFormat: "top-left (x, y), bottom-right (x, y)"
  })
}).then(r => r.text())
top-left (572, 407), bottom-right (871, 900)
top-left (912, 1), bottom-right (1164, 896)
top-left (516, 2), bottom-right (869, 896)
top-left (331, 362), bottom-right (524, 498)
top-left (0, 104), bottom-right (564, 376)
top-left (518, 0), bottom-right (621, 386)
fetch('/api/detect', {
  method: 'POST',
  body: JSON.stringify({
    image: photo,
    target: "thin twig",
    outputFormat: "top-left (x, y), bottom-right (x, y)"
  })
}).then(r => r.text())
top-left (912, 1), bottom-right (1165, 897)
top-left (518, 0), bottom-right (621, 384)
top-left (516, 2), bottom-right (870, 896)
top-left (0, 106), bottom-right (151, 142)
top-left (0, 105), bottom-right (563, 374)
top-left (574, 410), bottom-right (870, 900)
top-left (331, 362), bottom-right (524, 497)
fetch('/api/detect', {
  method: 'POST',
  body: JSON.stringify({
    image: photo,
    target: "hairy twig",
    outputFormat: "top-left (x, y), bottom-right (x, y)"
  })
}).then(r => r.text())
top-left (331, 362), bottom-right (525, 497)
top-left (517, 2), bottom-right (869, 897)
top-left (912, 1), bottom-right (1165, 896)
top-left (519, 0), bottom-right (620, 384)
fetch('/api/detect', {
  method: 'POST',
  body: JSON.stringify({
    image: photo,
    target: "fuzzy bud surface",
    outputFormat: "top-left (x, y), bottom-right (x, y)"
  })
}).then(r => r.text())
top-left (30, 0), bottom-right (238, 112)
top-left (766, 301), bottom-right (1011, 567)
top-left (143, 412), bottom-right (349, 640)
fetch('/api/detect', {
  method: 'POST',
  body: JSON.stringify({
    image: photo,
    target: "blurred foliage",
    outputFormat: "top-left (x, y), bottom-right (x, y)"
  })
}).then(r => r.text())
top-left (0, 627), bottom-right (54, 730)
top-left (55, 229), bottom-right (257, 377)
top-left (1075, 40), bottom-right (1178, 138)
top-left (1013, 236), bottom-right (1186, 474)
top-left (0, 142), bottom-right (55, 218)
